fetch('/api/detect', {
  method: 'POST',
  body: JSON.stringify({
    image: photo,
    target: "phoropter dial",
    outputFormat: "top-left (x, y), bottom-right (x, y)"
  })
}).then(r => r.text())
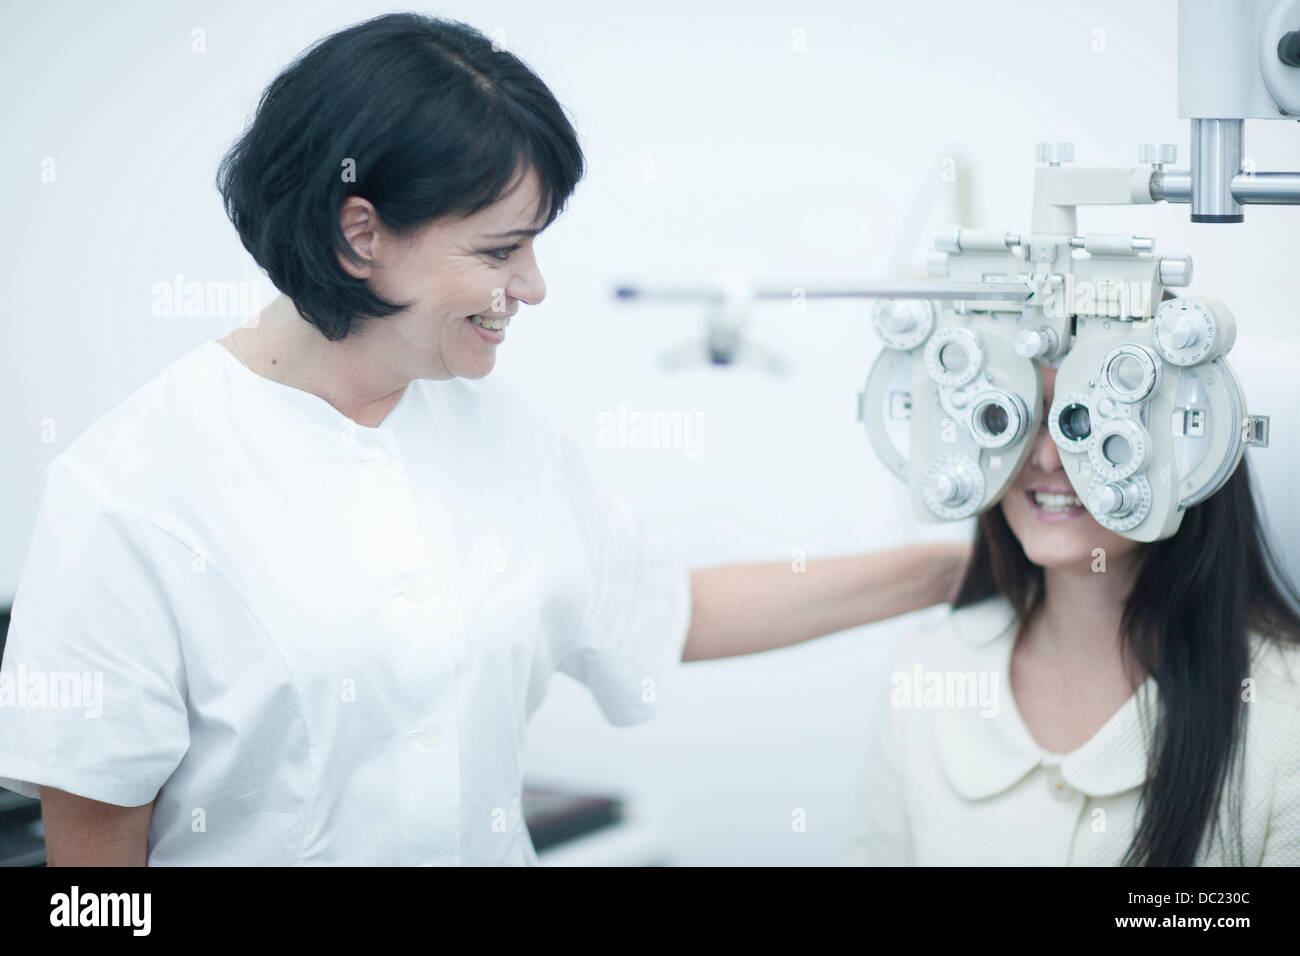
top-left (1101, 344), bottom-right (1162, 403)
top-left (968, 390), bottom-right (1031, 449)
top-left (1088, 417), bottom-right (1151, 481)
top-left (1086, 475), bottom-right (1152, 533)
top-left (921, 454), bottom-right (986, 520)
top-left (872, 298), bottom-right (935, 351)
top-left (1152, 296), bottom-right (1236, 367)
top-left (924, 327), bottom-right (986, 388)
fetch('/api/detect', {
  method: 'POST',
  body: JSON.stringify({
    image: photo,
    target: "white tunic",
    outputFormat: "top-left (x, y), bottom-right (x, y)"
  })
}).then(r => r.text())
top-left (843, 595), bottom-right (1300, 865)
top-left (0, 340), bottom-right (692, 865)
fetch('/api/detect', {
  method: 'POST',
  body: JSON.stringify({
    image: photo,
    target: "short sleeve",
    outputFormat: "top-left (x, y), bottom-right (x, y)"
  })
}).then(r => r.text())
top-left (551, 434), bottom-right (692, 727)
top-left (842, 639), bottom-right (914, 865)
top-left (0, 454), bottom-right (190, 807)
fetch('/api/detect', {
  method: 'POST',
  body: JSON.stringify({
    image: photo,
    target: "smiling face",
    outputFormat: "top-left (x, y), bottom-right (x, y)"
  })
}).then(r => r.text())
top-left (337, 164), bottom-right (550, 381)
top-left (1000, 365), bottom-right (1143, 572)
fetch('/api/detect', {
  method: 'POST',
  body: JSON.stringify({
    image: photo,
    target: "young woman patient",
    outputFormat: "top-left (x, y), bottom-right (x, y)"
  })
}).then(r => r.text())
top-left (844, 363), bottom-right (1300, 866)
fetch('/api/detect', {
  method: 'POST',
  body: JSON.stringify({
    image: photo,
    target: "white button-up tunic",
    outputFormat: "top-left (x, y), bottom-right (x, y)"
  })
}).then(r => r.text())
top-left (844, 596), bottom-right (1300, 865)
top-left (0, 340), bottom-right (692, 865)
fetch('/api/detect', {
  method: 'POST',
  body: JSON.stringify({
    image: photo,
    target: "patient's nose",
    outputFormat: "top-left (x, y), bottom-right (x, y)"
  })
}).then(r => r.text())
top-left (1029, 415), bottom-right (1064, 473)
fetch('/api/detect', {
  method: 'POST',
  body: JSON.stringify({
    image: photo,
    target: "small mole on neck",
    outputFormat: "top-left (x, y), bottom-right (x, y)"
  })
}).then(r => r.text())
top-left (271, 358), bottom-right (277, 365)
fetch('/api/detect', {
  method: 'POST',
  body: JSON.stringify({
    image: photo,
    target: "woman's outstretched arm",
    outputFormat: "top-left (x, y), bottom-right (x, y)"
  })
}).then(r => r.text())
top-left (682, 541), bottom-right (970, 662)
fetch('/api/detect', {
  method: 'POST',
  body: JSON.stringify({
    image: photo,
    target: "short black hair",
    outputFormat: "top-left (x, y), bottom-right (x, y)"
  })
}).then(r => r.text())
top-left (216, 13), bottom-right (585, 340)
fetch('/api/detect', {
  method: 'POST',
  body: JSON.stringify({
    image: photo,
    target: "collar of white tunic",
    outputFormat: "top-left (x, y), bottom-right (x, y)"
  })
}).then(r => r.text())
top-left (931, 596), bottom-right (1157, 801)
top-left (207, 339), bottom-right (418, 437)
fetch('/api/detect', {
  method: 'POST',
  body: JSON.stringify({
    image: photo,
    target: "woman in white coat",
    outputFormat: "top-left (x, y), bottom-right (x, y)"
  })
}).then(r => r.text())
top-left (0, 13), bottom-right (966, 865)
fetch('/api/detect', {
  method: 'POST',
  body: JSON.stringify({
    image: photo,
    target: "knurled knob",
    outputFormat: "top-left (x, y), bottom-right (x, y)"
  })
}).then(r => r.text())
top-left (1139, 143), bottom-right (1177, 167)
top-left (1035, 142), bottom-right (1075, 165)
top-left (1091, 481), bottom-right (1133, 516)
top-left (1014, 328), bottom-right (1056, 359)
top-left (927, 469), bottom-right (966, 505)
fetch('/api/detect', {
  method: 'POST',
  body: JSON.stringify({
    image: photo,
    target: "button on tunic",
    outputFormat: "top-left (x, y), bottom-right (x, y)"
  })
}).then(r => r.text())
top-left (0, 341), bottom-right (692, 865)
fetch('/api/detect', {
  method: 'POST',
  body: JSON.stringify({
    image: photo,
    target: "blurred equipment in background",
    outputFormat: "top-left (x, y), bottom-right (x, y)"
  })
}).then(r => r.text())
top-left (614, 0), bottom-right (1299, 544)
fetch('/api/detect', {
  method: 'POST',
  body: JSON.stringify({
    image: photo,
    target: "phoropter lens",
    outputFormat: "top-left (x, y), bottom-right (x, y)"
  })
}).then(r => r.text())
top-left (1059, 403), bottom-right (1091, 441)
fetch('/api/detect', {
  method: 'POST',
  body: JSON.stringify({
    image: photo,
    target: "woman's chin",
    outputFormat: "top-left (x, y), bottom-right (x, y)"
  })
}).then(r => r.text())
top-left (1004, 501), bottom-right (1114, 570)
top-left (1020, 536), bottom-right (1102, 571)
top-left (449, 352), bottom-right (497, 380)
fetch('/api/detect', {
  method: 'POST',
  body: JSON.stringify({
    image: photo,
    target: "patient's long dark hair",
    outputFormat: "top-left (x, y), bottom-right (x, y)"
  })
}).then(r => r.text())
top-left (951, 453), bottom-right (1300, 865)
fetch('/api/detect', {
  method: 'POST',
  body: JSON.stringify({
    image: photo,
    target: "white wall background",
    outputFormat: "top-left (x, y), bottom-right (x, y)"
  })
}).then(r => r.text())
top-left (3, 0), bottom-right (1298, 865)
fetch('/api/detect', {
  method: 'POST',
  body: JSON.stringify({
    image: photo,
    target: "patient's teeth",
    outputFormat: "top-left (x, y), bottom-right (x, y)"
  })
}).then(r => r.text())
top-left (1033, 490), bottom-right (1082, 510)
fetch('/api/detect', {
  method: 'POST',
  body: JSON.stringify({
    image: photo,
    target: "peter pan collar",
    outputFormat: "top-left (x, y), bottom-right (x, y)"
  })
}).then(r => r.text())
top-left (931, 596), bottom-right (1155, 801)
